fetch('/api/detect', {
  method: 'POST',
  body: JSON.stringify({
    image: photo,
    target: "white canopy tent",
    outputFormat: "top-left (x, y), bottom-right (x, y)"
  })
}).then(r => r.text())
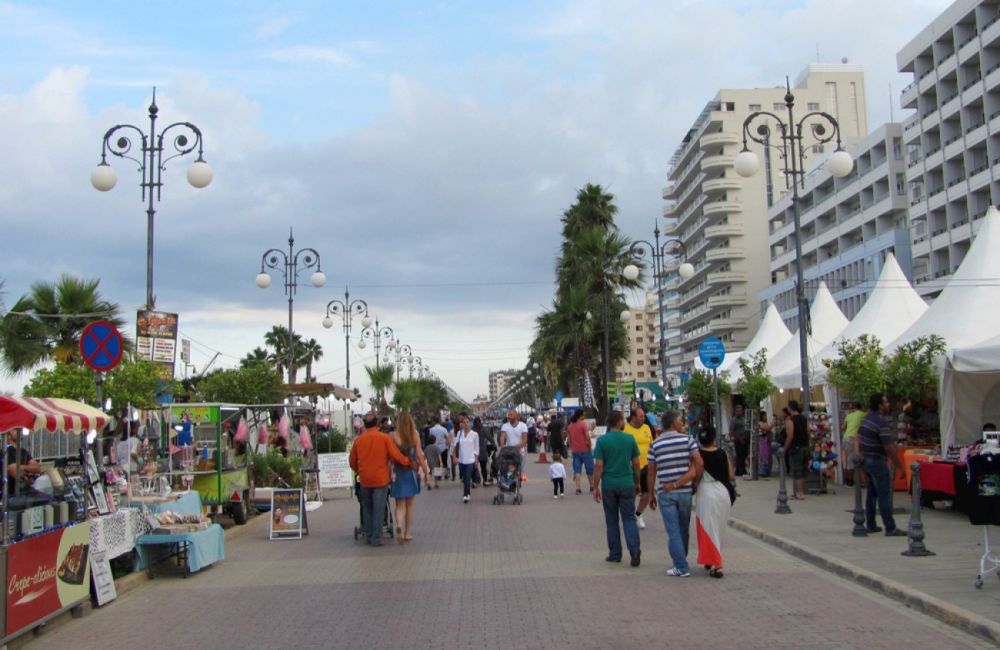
top-left (939, 334), bottom-right (1000, 449)
top-left (725, 301), bottom-right (793, 385)
top-left (770, 281), bottom-right (849, 390)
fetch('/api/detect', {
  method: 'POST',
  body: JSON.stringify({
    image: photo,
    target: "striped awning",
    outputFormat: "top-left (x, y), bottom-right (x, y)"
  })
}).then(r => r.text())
top-left (0, 397), bottom-right (110, 434)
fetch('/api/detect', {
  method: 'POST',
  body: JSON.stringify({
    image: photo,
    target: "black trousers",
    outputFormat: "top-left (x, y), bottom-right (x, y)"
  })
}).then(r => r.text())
top-left (552, 477), bottom-right (564, 496)
top-left (734, 440), bottom-right (749, 476)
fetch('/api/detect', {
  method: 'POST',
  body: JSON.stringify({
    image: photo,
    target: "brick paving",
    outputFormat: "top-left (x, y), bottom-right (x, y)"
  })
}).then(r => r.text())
top-left (28, 460), bottom-right (991, 649)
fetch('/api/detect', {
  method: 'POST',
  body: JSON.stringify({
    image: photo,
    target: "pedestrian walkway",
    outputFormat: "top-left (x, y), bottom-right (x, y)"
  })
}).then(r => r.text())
top-left (25, 461), bottom-right (990, 649)
top-left (730, 477), bottom-right (1000, 643)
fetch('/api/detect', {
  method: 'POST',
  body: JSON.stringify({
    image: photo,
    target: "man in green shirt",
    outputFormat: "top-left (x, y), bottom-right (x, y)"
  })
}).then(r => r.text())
top-left (593, 411), bottom-right (641, 567)
top-left (842, 401), bottom-right (866, 487)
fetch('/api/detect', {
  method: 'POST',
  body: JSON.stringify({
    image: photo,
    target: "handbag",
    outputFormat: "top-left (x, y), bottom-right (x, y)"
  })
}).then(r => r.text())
top-left (725, 480), bottom-right (737, 506)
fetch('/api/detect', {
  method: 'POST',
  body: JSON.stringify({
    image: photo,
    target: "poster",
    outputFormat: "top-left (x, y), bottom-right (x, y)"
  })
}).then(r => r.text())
top-left (90, 552), bottom-right (117, 607)
top-left (269, 489), bottom-right (304, 540)
top-left (136, 310), bottom-right (178, 379)
top-left (317, 453), bottom-right (352, 489)
top-left (5, 523), bottom-right (91, 637)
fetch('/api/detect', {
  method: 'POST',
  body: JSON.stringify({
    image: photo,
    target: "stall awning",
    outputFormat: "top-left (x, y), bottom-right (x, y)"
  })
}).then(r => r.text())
top-left (0, 396), bottom-right (109, 434)
top-left (281, 382), bottom-right (356, 401)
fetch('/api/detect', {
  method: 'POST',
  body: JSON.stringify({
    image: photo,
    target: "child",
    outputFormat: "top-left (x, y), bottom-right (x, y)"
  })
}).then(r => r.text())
top-left (549, 454), bottom-right (567, 498)
top-left (423, 434), bottom-right (440, 489)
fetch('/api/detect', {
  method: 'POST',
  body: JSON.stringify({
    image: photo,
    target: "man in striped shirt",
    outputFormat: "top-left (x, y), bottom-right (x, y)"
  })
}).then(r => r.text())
top-left (647, 409), bottom-right (703, 577)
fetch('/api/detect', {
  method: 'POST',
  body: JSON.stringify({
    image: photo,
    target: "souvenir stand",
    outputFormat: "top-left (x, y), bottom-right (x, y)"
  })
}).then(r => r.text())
top-left (966, 432), bottom-right (1000, 589)
top-left (805, 402), bottom-right (837, 495)
top-left (0, 396), bottom-right (109, 643)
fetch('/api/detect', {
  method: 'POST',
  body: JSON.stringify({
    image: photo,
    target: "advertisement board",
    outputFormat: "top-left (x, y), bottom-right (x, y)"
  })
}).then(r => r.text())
top-left (136, 310), bottom-right (178, 379)
top-left (269, 489), bottom-right (304, 540)
top-left (5, 523), bottom-right (91, 638)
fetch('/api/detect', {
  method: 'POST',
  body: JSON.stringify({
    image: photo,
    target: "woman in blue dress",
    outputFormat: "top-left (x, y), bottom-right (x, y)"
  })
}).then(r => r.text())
top-left (390, 411), bottom-right (431, 542)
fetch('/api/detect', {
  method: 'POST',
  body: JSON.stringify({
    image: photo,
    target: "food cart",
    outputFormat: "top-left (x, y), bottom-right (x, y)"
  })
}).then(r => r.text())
top-left (0, 396), bottom-right (109, 643)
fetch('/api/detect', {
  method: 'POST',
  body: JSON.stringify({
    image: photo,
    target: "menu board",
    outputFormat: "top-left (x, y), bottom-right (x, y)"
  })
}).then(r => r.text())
top-left (136, 310), bottom-right (179, 380)
top-left (317, 453), bottom-right (352, 489)
top-left (269, 489), bottom-right (304, 540)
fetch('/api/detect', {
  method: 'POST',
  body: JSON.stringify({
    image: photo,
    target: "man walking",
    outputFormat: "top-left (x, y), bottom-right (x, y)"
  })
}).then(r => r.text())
top-left (730, 404), bottom-right (749, 478)
top-left (859, 393), bottom-right (907, 536)
top-left (623, 408), bottom-right (654, 530)
top-left (593, 411), bottom-right (641, 567)
top-left (349, 412), bottom-right (414, 546)
top-left (648, 409), bottom-right (703, 577)
top-left (499, 409), bottom-right (528, 480)
top-left (429, 417), bottom-right (450, 482)
top-left (566, 409), bottom-right (594, 494)
top-left (782, 400), bottom-right (810, 500)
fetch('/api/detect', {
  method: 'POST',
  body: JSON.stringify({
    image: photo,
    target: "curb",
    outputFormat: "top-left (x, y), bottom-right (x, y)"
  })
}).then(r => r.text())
top-left (729, 517), bottom-right (1000, 646)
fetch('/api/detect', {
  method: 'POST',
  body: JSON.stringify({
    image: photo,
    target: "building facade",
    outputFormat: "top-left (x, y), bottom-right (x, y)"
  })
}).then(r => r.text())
top-left (898, 0), bottom-right (1000, 297)
top-left (488, 369), bottom-right (518, 402)
top-left (662, 64), bottom-right (869, 372)
top-left (759, 124), bottom-right (915, 327)
top-left (614, 292), bottom-right (660, 383)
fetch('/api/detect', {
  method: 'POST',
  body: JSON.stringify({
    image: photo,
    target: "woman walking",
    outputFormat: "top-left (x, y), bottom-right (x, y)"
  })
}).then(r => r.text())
top-left (474, 417), bottom-right (495, 486)
top-left (454, 416), bottom-right (480, 503)
top-left (390, 411), bottom-right (432, 542)
top-left (757, 411), bottom-right (773, 478)
top-left (695, 425), bottom-right (734, 578)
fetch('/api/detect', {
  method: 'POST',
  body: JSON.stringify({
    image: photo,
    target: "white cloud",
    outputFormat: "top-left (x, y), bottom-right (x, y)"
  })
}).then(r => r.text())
top-left (255, 16), bottom-right (296, 40)
top-left (264, 45), bottom-right (353, 66)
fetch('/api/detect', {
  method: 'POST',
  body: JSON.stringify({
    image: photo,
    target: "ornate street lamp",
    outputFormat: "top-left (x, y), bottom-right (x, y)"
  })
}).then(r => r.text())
top-left (392, 340), bottom-right (413, 382)
top-left (322, 287), bottom-right (371, 390)
top-left (92, 89), bottom-right (213, 309)
top-left (359, 318), bottom-right (394, 371)
top-left (256, 229), bottom-right (326, 384)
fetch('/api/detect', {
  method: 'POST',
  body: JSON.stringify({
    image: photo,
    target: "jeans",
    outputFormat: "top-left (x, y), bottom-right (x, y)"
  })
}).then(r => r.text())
top-left (460, 463), bottom-right (475, 497)
top-left (572, 451), bottom-right (595, 477)
top-left (601, 485), bottom-right (640, 560)
top-left (657, 490), bottom-right (693, 572)
top-left (360, 485), bottom-right (389, 544)
top-left (863, 455), bottom-right (897, 531)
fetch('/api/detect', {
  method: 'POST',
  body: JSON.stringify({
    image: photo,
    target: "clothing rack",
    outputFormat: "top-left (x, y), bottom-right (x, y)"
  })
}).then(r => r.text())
top-left (975, 526), bottom-right (1000, 589)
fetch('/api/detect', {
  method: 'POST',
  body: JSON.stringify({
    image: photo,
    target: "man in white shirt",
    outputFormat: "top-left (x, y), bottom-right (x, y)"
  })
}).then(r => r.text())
top-left (429, 418), bottom-right (451, 481)
top-left (500, 409), bottom-right (529, 480)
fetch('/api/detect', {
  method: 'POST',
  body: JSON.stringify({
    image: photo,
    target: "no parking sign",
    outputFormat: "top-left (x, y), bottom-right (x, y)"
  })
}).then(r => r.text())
top-left (80, 321), bottom-right (124, 372)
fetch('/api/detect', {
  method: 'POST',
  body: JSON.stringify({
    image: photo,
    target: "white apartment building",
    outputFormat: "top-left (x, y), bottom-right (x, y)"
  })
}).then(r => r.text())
top-left (898, 0), bottom-right (1000, 298)
top-left (488, 368), bottom-right (517, 402)
top-left (662, 64), bottom-right (868, 372)
top-left (759, 124), bottom-right (915, 327)
top-left (615, 292), bottom-right (659, 382)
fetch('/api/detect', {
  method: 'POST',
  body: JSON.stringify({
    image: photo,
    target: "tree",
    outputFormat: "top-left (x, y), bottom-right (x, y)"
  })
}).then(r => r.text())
top-left (104, 359), bottom-right (166, 410)
top-left (392, 378), bottom-right (449, 423)
top-left (824, 334), bottom-right (887, 402)
top-left (884, 335), bottom-right (947, 407)
top-left (684, 369), bottom-right (731, 415)
top-left (736, 350), bottom-right (776, 479)
top-left (263, 325), bottom-right (304, 382)
top-left (0, 275), bottom-right (127, 374)
top-left (298, 338), bottom-right (323, 382)
top-left (197, 364), bottom-right (283, 404)
top-left (23, 363), bottom-right (98, 403)
top-left (365, 364), bottom-right (396, 410)
top-left (241, 347), bottom-right (270, 368)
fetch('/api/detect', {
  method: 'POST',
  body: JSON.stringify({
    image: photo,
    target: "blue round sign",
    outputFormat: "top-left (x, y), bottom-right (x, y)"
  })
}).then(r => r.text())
top-left (555, 391), bottom-right (564, 402)
top-left (80, 321), bottom-right (124, 372)
top-left (698, 337), bottom-right (726, 370)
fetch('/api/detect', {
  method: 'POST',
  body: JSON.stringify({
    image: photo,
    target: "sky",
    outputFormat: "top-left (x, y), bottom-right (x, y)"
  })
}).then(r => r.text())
top-left (0, 0), bottom-right (954, 404)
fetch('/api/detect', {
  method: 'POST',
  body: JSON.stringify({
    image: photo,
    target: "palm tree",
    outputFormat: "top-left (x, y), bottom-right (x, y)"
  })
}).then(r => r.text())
top-left (299, 338), bottom-right (323, 383)
top-left (560, 183), bottom-right (619, 240)
top-left (263, 325), bottom-right (305, 383)
top-left (392, 377), bottom-right (449, 423)
top-left (241, 347), bottom-right (270, 368)
top-left (365, 364), bottom-right (396, 411)
top-left (0, 275), bottom-right (126, 374)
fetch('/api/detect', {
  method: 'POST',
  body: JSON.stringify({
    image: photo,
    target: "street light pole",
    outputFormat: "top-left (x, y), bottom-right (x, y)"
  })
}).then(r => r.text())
top-left (359, 318), bottom-right (394, 371)
top-left (256, 229), bottom-right (326, 384)
top-left (392, 341), bottom-right (413, 382)
top-left (734, 78), bottom-right (854, 423)
top-left (91, 89), bottom-right (213, 310)
top-left (322, 287), bottom-right (371, 390)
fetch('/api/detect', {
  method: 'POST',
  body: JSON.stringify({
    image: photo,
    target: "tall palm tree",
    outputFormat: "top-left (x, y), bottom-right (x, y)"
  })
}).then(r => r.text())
top-left (560, 183), bottom-right (619, 240)
top-left (240, 347), bottom-right (270, 368)
top-left (263, 325), bottom-right (306, 383)
top-left (299, 338), bottom-right (323, 383)
top-left (0, 275), bottom-right (126, 374)
top-left (365, 364), bottom-right (396, 411)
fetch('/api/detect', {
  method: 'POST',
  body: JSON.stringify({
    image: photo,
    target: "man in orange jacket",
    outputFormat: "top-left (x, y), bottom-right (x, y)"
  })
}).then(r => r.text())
top-left (350, 412), bottom-right (414, 546)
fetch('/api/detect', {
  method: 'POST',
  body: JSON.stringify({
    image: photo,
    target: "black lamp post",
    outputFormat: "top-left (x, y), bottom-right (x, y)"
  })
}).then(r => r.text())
top-left (322, 287), bottom-right (370, 390)
top-left (91, 89), bottom-right (213, 310)
top-left (734, 78), bottom-right (854, 423)
top-left (392, 341), bottom-right (413, 382)
top-left (256, 229), bottom-right (326, 384)
top-left (359, 318), bottom-right (394, 371)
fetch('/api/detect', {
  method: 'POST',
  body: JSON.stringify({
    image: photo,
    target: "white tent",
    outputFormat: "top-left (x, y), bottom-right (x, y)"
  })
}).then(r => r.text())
top-left (770, 281), bottom-right (849, 390)
top-left (939, 334), bottom-right (1000, 449)
top-left (888, 207), bottom-right (1000, 353)
top-left (810, 253), bottom-right (928, 384)
top-left (726, 301), bottom-right (793, 384)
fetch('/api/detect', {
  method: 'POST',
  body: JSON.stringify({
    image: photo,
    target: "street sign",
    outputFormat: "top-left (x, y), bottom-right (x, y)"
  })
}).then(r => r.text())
top-left (555, 391), bottom-right (563, 402)
top-left (698, 337), bottom-right (726, 370)
top-left (80, 321), bottom-right (123, 372)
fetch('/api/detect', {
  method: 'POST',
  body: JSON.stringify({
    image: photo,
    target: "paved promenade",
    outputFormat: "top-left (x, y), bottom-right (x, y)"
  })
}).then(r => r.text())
top-left (28, 460), bottom-right (992, 650)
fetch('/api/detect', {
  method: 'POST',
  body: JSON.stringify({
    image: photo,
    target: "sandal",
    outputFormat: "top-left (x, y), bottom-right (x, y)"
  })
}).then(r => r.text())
top-left (396, 527), bottom-right (404, 543)
top-left (709, 567), bottom-right (724, 579)
top-left (403, 535), bottom-right (414, 542)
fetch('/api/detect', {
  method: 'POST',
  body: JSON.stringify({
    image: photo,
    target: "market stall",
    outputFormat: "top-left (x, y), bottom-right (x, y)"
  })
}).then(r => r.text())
top-left (0, 396), bottom-right (109, 643)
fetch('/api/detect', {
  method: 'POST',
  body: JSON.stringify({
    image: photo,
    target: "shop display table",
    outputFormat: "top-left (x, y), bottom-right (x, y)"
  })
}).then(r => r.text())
top-left (89, 507), bottom-right (151, 560)
top-left (918, 461), bottom-right (975, 514)
top-left (131, 491), bottom-right (202, 517)
top-left (895, 448), bottom-right (936, 491)
top-left (132, 491), bottom-right (224, 577)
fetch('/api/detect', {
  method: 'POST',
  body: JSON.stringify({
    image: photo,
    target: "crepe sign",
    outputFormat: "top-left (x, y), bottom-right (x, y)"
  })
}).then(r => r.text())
top-left (5, 523), bottom-right (91, 637)
top-left (317, 453), bottom-right (352, 489)
top-left (269, 489), bottom-right (304, 540)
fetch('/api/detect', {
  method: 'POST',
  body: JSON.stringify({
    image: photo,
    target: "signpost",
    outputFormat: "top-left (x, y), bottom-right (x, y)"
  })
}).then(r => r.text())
top-left (80, 320), bottom-right (123, 417)
top-left (698, 337), bottom-right (726, 431)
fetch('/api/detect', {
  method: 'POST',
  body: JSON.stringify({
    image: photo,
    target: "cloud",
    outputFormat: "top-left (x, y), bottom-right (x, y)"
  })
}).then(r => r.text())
top-left (255, 16), bottom-right (296, 40)
top-left (263, 45), bottom-right (353, 66)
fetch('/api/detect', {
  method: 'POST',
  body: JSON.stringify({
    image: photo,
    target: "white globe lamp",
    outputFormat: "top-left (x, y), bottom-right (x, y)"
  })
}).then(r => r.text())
top-left (827, 149), bottom-right (854, 177)
top-left (186, 160), bottom-right (214, 188)
top-left (733, 150), bottom-right (760, 178)
top-left (90, 163), bottom-right (117, 191)
top-left (255, 273), bottom-right (271, 289)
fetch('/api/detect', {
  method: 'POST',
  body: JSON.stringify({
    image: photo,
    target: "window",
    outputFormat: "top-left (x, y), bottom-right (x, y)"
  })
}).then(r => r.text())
top-left (635, 325), bottom-right (642, 331)
top-left (773, 102), bottom-right (784, 111)
top-left (749, 103), bottom-right (761, 111)
top-left (637, 360), bottom-right (644, 366)
top-left (808, 102), bottom-right (820, 111)
top-left (638, 372), bottom-right (646, 378)
top-left (812, 144), bottom-right (825, 154)
top-left (635, 313), bottom-right (643, 319)
top-left (725, 102), bottom-right (735, 111)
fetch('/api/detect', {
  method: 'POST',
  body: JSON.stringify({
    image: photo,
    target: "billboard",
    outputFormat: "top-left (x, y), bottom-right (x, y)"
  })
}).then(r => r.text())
top-left (136, 310), bottom-right (178, 380)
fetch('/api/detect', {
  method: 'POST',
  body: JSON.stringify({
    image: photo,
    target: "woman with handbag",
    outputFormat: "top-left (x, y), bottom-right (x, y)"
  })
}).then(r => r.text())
top-left (694, 425), bottom-right (734, 579)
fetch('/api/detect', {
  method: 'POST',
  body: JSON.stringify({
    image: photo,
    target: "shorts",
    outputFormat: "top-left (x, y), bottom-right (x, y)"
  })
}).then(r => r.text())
top-left (789, 446), bottom-right (810, 479)
top-left (572, 450), bottom-right (595, 477)
top-left (636, 465), bottom-right (650, 494)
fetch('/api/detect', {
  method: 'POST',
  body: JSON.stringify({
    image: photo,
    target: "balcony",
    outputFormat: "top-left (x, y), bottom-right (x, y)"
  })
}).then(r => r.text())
top-left (704, 223), bottom-right (742, 239)
top-left (701, 154), bottom-right (734, 171)
top-left (703, 200), bottom-right (742, 219)
top-left (662, 220), bottom-right (679, 235)
top-left (699, 131), bottom-right (739, 149)
top-left (662, 183), bottom-right (677, 199)
top-left (708, 318), bottom-right (746, 333)
top-left (708, 292), bottom-right (748, 308)
top-left (662, 202), bottom-right (678, 218)
top-left (705, 246), bottom-right (746, 262)
top-left (702, 177), bottom-right (742, 194)
top-left (666, 297), bottom-right (680, 309)
top-left (900, 80), bottom-right (918, 110)
top-left (706, 270), bottom-right (749, 285)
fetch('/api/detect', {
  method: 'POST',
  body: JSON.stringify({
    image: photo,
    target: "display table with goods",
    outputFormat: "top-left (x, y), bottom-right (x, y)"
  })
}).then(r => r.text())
top-left (805, 402), bottom-right (837, 495)
top-left (0, 396), bottom-right (110, 643)
top-left (133, 491), bottom-right (224, 577)
top-left (894, 446), bottom-right (939, 491)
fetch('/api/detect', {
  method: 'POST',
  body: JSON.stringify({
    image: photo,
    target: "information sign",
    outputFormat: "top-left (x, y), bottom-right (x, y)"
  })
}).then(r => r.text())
top-left (698, 337), bottom-right (726, 370)
top-left (317, 453), bottom-right (352, 489)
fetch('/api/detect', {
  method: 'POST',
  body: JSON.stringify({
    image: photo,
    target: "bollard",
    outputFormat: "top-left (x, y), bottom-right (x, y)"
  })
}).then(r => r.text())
top-left (901, 461), bottom-right (935, 557)
top-left (851, 455), bottom-right (868, 536)
top-left (775, 448), bottom-right (792, 514)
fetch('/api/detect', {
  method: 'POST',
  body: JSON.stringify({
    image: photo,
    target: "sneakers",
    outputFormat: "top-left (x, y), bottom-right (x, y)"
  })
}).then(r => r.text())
top-left (866, 526), bottom-right (883, 533)
top-left (605, 555), bottom-right (622, 563)
top-left (462, 495), bottom-right (470, 503)
top-left (665, 567), bottom-right (691, 577)
top-left (559, 493), bottom-right (564, 499)
top-left (575, 489), bottom-right (582, 495)
top-left (630, 550), bottom-right (641, 567)
top-left (553, 495), bottom-right (559, 499)
top-left (885, 528), bottom-right (907, 537)
top-left (636, 514), bottom-right (646, 529)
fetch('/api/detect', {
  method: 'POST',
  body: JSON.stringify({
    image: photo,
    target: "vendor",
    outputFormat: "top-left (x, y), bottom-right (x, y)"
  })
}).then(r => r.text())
top-left (6, 430), bottom-right (42, 495)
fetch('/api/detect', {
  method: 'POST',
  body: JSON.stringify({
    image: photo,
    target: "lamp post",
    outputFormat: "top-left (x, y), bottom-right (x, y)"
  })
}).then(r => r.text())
top-left (627, 228), bottom-right (695, 394)
top-left (322, 287), bottom-right (371, 390)
top-left (359, 318), bottom-right (394, 370)
top-left (733, 78), bottom-right (854, 422)
top-left (91, 89), bottom-right (213, 310)
top-left (392, 341), bottom-right (413, 381)
top-left (256, 229), bottom-right (327, 384)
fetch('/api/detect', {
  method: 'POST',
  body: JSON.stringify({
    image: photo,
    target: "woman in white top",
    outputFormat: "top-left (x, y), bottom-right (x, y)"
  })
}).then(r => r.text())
top-left (453, 416), bottom-right (480, 503)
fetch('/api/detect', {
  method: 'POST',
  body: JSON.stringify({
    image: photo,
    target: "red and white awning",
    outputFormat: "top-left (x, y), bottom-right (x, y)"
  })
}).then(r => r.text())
top-left (0, 397), bottom-right (109, 434)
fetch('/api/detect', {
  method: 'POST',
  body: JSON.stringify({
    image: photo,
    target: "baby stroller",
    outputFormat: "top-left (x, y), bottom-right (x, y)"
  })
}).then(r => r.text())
top-left (353, 480), bottom-right (395, 541)
top-left (492, 446), bottom-right (523, 505)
